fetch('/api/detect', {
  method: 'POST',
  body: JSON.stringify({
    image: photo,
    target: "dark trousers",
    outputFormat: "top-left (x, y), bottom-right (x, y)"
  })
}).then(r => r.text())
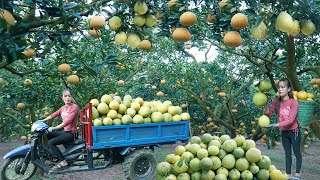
top-left (281, 129), bottom-right (302, 174)
top-left (47, 131), bottom-right (74, 161)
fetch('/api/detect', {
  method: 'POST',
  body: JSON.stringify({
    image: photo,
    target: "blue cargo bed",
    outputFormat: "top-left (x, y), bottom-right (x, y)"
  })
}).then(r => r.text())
top-left (91, 121), bottom-right (190, 149)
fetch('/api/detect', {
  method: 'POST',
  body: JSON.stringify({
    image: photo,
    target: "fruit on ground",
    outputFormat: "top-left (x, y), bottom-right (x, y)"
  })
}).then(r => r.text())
top-left (200, 157), bottom-right (213, 171)
top-left (229, 168), bottom-right (241, 180)
top-left (17, 103), bottom-right (26, 110)
top-left (127, 33), bottom-right (141, 48)
top-left (66, 74), bottom-right (80, 84)
top-left (251, 21), bottom-right (268, 39)
top-left (223, 31), bottom-right (242, 47)
top-left (258, 115), bottom-right (270, 128)
top-left (179, 11), bottom-right (197, 26)
top-left (23, 48), bottom-right (36, 58)
top-left (257, 155), bottom-right (271, 169)
top-left (257, 169), bottom-right (269, 180)
top-left (89, 29), bottom-right (101, 37)
top-left (58, 63), bottom-right (71, 74)
top-left (230, 13), bottom-right (248, 29)
top-left (134, 0), bottom-right (148, 15)
top-left (245, 148), bottom-right (262, 163)
top-left (89, 16), bottom-right (106, 30)
top-left (235, 158), bottom-right (249, 171)
top-left (172, 28), bottom-right (192, 42)
top-left (220, 134), bottom-right (231, 144)
top-left (115, 32), bottom-right (127, 44)
top-left (258, 80), bottom-right (272, 92)
top-left (0, 9), bottom-right (16, 26)
top-left (252, 92), bottom-right (267, 106)
top-left (108, 16), bottom-right (122, 31)
top-left (242, 139), bottom-right (256, 151)
top-left (275, 11), bottom-right (293, 33)
top-left (156, 161), bottom-right (172, 176)
top-left (201, 133), bottom-right (212, 144)
top-left (301, 20), bottom-right (316, 36)
top-left (173, 160), bottom-right (188, 174)
top-left (222, 139), bottom-right (237, 152)
top-left (241, 170), bottom-right (253, 180)
top-left (234, 135), bottom-right (246, 146)
top-left (139, 40), bottom-right (152, 50)
top-left (221, 154), bottom-right (236, 169)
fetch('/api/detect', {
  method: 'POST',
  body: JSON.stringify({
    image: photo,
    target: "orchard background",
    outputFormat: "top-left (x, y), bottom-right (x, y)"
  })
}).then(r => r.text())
top-left (0, 0), bottom-right (319, 149)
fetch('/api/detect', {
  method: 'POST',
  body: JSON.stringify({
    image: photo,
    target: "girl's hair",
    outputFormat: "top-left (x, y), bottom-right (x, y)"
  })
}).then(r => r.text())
top-left (62, 89), bottom-right (76, 104)
top-left (275, 78), bottom-right (293, 114)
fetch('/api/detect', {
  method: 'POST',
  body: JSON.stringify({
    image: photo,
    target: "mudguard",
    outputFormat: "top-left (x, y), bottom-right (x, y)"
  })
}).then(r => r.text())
top-left (3, 144), bottom-right (31, 159)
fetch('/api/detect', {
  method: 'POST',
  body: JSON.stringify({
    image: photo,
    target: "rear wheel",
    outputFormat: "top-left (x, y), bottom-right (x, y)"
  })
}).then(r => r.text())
top-left (0, 156), bottom-right (37, 180)
top-left (123, 148), bottom-right (157, 180)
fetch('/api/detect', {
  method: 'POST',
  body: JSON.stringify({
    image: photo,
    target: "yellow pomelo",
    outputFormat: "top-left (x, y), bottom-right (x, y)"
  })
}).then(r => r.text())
top-left (108, 16), bottom-right (122, 31)
top-left (172, 28), bottom-right (192, 42)
top-left (127, 34), bottom-right (141, 48)
top-left (58, 63), bottom-right (71, 74)
top-left (115, 32), bottom-right (127, 44)
top-left (251, 21), bottom-right (268, 39)
top-left (179, 11), bottom-right (197, 26)
top-left (0, 9), bottom-right (16, 27)
top-left (223, 31), bottom-right (242, 47)
top-left (89, 29), bottom-right (101, 38)
top-left (289, 20), bottom-right (300, 36)
top-left (230, 13), bottom-right (248, 29)
top-left (258, 115), bottom-right (270, 128)
top-left (301, 20), bottom-right (316, 36)
top-left (275, 11), bottom-right (293, 32)
top-left (66, 74), bottom-right (80, 84)
top-left (89, 16), bottom-right (106, 30)
top-left (252, 92), bottom-right (267, 107)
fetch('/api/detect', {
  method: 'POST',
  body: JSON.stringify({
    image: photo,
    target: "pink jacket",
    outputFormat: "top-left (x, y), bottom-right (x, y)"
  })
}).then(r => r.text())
top-left (265, 98), bottom-right (299, 131)
top-left (51, 103), bottom-right (78, 133)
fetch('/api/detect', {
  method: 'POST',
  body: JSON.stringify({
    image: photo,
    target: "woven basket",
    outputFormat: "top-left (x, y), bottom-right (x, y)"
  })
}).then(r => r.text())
top-left (297, 100), bottom-right (315, 126)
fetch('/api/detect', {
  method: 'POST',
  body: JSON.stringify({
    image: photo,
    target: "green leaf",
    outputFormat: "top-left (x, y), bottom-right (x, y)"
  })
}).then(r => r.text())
top-left (83, 65), bottom-right (97, 77)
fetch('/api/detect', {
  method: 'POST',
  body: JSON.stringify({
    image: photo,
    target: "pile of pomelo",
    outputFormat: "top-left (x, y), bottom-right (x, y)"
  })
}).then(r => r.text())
top-left (156, 134), bottom-right (287, 180)
top-left (88, 94), bottom-right (190, 126)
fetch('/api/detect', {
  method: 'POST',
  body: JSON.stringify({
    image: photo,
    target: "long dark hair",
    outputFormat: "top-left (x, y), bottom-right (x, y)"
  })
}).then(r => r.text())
top-left (275, 78), bottom-right (293, 114)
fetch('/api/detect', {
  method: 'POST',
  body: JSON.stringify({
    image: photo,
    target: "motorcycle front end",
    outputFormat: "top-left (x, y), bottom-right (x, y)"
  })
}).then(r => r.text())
top-left (0, 121), bottom-right (48, 180)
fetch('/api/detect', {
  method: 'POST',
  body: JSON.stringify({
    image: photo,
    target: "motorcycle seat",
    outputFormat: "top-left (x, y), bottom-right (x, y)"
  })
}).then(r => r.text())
top-left (63, 138), bottom-right (85, 145)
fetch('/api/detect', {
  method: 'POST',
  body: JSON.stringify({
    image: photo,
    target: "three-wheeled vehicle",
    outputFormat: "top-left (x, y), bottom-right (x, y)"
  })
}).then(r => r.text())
top-left (1, 103), bottom-right (190, 180)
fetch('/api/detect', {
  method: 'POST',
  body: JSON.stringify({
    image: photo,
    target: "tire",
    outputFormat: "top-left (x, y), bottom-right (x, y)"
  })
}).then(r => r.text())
top-left (1, 156), bottom-right (37, 180)
top-left (123, 148), bottom-right (158, 180)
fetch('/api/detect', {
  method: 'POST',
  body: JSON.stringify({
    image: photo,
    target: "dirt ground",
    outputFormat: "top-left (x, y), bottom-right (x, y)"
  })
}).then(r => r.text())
top-left (0, 138), bottom-right (319, 180)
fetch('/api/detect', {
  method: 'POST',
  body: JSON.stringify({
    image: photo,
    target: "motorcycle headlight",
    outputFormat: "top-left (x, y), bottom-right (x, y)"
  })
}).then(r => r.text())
top-left (31, 123), bottom-right (40, 132)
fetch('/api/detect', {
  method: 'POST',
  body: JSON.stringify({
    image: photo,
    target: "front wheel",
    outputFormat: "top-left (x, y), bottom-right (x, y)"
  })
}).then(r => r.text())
top-left (123, 148), bottom-right (157, 180)
top-left (1, 156), bottom-right (37, 180)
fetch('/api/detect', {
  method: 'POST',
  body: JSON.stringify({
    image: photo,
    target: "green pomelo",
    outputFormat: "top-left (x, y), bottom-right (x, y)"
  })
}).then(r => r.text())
top-left (181, 151), bottom-right (194, 163)
top-left (220, 134), bottom-right (231, 144)
top-left (200, 170), bottom-right (215, 180)
top-left (201, 133), bottom-right (212, 144)
top-left (208, 139), bottom-right (221, 148)
top-left (217, 149), bottom-right (227, 159)
top-left (257, 155), bottom-right (271, 169)
top-left (242, 140), bottom-right (256, 151)
top-left (189, 158), bottom-right (201, 171)
top-left (214, 173), bottom-right (227, 180)
top-left (196, 148), bottom-right (208, 159)
top-left (173, 160), bottom-right (188, 174)
top-left (229, 168), bottom-right (241, 180)
top-left (241, 170), bottom-right (253, 180)
top-left (191, 172), bottom-right (201, 180)
top-left (208, 145), bottom-right (219, 156)
top-left (216, 167), bottom-right (229, 177)
top-left (200, 157), bottom-right (213, 171)
top-left (210, 156), bottom-right (222, 170)
top-left (175, 145), bottom-right (186, 156)
top-left (233, 135), bottom-right (246, 147)
top-left (232, 147), bottom-right (245, 159)
top-left (222, 154), bottom-right (236, 169)
top-left (223, 139), bottom-right (237, 153)
top-left (177, 172), bottom-right (190, 180)
top-left (257, 169), bottom-right (270, 180)
top-left (245, 148), bottom-right (262, 163)
top-left (235, 158), bottom-right (249, 171)
top-left (156, 161), bottom-right (172, 176)
top-left (190, 136), bottom-right (201, 144)
top-left (249, 163), bottom-right (259, 174)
